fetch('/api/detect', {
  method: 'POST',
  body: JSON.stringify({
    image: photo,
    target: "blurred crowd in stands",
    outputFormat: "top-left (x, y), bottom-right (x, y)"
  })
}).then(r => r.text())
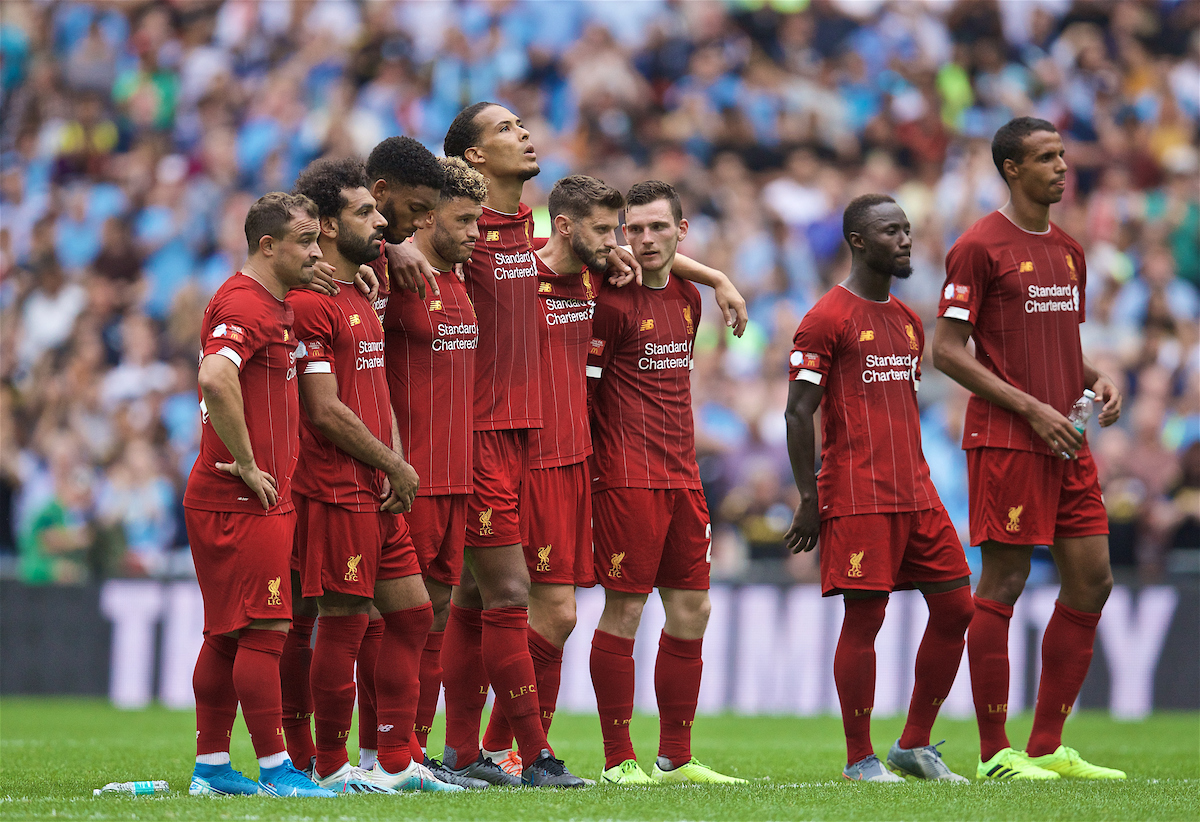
top-left (1, 0), bottom-right (1197, 586)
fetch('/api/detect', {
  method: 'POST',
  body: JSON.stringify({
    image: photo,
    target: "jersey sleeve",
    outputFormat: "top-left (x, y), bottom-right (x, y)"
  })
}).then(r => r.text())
top-left (938, 237), bottom-right (990, 325)
top-left (1072, 243), bottom-right (1087, 324)
top-left (586, 293), bottom-right (625, 381)
top-left (290, 294), bottom-right (336, 376)
top-left (788, 304), bottom-right (838, 385)
top-left (202, 292), bottom-right (263, 370)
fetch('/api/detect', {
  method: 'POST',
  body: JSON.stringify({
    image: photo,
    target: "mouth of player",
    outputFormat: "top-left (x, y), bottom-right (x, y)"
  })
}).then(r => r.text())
top-left (524, 146), bottom-right (537, 160)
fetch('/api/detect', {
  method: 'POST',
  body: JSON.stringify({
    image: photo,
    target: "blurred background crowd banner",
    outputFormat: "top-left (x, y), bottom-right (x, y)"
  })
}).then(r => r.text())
top-left (2, 580), bottom-right (1196, 714)
top-left (0, 0), bottom-right (1197, 596)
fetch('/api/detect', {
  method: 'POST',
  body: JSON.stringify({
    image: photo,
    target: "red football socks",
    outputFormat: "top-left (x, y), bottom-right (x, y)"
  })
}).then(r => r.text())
top-left (414, 629), bottom-right (444, 748)
top-left (482, 607), bottom-right (548, 765)
top-left (1026, 600), bottom-right (1101, 757)
top-left (279, 616), bottom-right (316, 766)
top-left (193, 634), bottom-right (239, 755)
top-left (529, 627), bottom-right (564, 733)
top-left (834, 596), bottom-right (888, 766)
top-left (899, 586), bottom-right (974, 749)
top-left (375, 602), bottom-right (433, 774)
top-left (591, 629), bottom-right (637, 769)
top-left (233, 628), bottom-right (288, 758)
top-left (442, 604), bottom-right (488, 767)
top-left (655, 631), bottom-right (702, 766)
top-left (356, 618), bottom-right (384, 753)
top-left (310, 614), bottom-right (369, 777)
top-left (969, 596), bottom-right (1014, 760)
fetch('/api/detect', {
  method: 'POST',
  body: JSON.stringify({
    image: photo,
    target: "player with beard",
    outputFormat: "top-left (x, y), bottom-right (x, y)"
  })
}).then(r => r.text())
top-left (932, 117), bottom-right (1125, 780)
top-left (379, 157), bottom-right (490, 789)
top-left (784, 194), bottom-right (974, 782)
top-left (288, 158), bottom-right (461, 793)
top-left (185, 192), bottom-right (336, 798)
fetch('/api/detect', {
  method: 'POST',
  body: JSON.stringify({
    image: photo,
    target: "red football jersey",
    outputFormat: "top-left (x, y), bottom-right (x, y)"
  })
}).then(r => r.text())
top-left (530, 255), bottom-right (597, 468)
top-left (382, 266), bottom-right (478, 496)
top-left (184, 273), bottom-right (301, 515)
top-left (789, 285), bottom-right (941, 519)
top-left (938, 211), bottom-right (1089, 454)
top-left (462, 205), bottom-right (542, 431)
top-left (288, 286), bottom-right (392, 511)
top-left (587, 273), bottom-right (702, 492)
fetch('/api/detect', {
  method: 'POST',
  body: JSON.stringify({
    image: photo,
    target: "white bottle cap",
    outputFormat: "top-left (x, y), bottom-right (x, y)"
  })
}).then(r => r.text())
top-left (1084, 389), bottom-right (1096, 400)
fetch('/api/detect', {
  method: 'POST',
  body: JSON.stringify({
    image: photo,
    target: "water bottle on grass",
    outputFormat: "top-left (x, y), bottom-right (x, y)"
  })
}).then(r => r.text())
top-left (1060, 389), bottom-right (1096, 459)
top-left (93, 781), bottom-right (169, 796)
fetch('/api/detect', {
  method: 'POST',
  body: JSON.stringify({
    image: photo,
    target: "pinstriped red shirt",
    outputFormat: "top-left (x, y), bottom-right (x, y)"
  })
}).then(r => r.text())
top-left (790, 285), bottom-right (940, 519)
top-left (938, 211), bottom-right (1089, 455)
top-left (463, 204), bottom-right (543, 431)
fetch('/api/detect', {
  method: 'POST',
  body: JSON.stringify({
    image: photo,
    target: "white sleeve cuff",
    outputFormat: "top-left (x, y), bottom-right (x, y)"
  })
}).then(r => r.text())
top-left (303, 361), bottom-right (333, 374)
top-left (211, 347), bottom-right (242, 368)
top-left (943, 306), bottom-right (971, 322)
top-left (794, 369), bottom-right (823, 385)
top-left (586, 365), bottom-right (603, 378)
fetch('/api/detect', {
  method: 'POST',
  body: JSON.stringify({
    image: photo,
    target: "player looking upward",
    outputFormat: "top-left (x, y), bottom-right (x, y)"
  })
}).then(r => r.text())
top-left (932, 117), bottom-right (1126, 781)
top-left (587, 181), bottom-right (747, 786)
top-left (184, 192), bottom-right (335, 798)
top-left (784, 194), bottom-right (975, 782)
top-left (380, 156), bottom-right (489, 789)
top-left (288, 158), bottom-right (462, 794)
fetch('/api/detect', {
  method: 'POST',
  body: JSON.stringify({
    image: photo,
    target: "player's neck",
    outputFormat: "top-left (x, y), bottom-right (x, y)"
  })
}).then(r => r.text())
top-left (482, 175), bottom-right (524, 215)
top-left (841, 268), bottom-right (891, 302)
top-left (322, 249), bottom-right (362, 285)
top-left (537, 236), bottom-right (583, 276)
top-left (642, 264), bottom-right (671, 289)
top-left (1000, 195), bottom-right (1051, 234)
top-left (413, 234), bottom-right (452, 273)
top-left (240, 259), bottom-right (287, 300)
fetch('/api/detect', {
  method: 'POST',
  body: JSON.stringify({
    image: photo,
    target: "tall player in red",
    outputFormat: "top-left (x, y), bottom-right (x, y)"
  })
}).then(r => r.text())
top-left (184, 192), bottom-right (336, 798)
top-left (479, 175), bottom-right (622, 761)
top-left (380, 156), bottom-right (490, 789)
top-left (784, 194), bottom-right (974, 782)
top-left (288, 158), bottom-right (463, 794)
top-left (933, 117), bottom-right (1125, 781)
top-left (587, 181), bottom-right (747, 786)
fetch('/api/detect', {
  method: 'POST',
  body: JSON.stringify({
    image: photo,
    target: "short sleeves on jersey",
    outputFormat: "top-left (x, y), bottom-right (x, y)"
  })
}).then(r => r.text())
top-left (587, 274), bottom-right (702, 492)
top-left (938, 211), bottom-right (1089, 454)
top-left (529, 258), bottom-right (597, 468)
top-left (462, 204), bottom-right (542, 431)
top-left (789, 285), bottom-right (940, 519)
top-left (184, 273), bottom-right (301, 515)
top-left (289, 286), bottom-right (392, 511)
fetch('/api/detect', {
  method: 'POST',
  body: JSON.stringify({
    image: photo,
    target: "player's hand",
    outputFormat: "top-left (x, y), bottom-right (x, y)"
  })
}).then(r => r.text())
top-left (784, 498), bottom-right (820, 554)
top-left (306, 261), bottom-right (340, 295)
top-left (1026, 400), bottom-right (1085, 458)
top-left (380, 459), bottom-right (420, 514)
top-left (386, 241), bottom-right (439, 299)
top-left (453, 262), bottom-right (465, 284)
top-left (713, 276), bottom-right (748, 337)
top-left (216, 459), bottom-right (278, 510)
top-left (355, 264), bottom-right (379, 302)
top-left (1093, 375), bottom-right (1122, 427)
top-left (606, 246), bottom-right (641, 287)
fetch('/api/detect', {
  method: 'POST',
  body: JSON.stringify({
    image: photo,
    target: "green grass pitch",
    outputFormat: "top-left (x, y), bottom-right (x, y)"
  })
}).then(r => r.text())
top-left (1, 699), bottom-right (1196, 820)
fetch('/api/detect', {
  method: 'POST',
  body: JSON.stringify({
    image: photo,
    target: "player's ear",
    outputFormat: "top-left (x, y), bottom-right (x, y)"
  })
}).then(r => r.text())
top-left (463, 145), bottom-right (485, 166)
top-left (553, 213), bottom-right (572, 238)
top-left (320, 215), bottom-right (338, 239)
top-left (370, 178), bottom-right (388, 203)
top-left (848, 231), bottom-right (864, 252)
top-left (258, 231), bottom-right (275, 257)
top-left (676, 217), bottom-right (688, 243)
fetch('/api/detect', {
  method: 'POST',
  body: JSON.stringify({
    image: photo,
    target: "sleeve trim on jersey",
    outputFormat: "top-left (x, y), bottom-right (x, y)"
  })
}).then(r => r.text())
top-left (211, 347), bottom-right (243, 368)
top-left (586, 365), bottom-right (603, 379)
top-left (943, 306), bottom-right (971, 322)
top-left (303, 361), bottom-right (333, 374)
top-left (795, 369), bottom-right (823, 385)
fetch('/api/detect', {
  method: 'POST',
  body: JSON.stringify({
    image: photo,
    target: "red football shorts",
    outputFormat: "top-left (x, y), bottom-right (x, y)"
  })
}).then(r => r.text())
top-left (818, 506), bottom-right (970, 596)
top-left (522, 462), bottom-right (595, 587)
top-left (966, 446), bottom-right (1109, 547)
top-left (592, 487), bottom-right (711, 594)
top-left (295, 496), bottom-right (420, 599)
top-left (407, 494), bottom-right (467, 587)
top-left (185, 508), bottom-right (295, 636)
top-left (466, 429), bottom-right (528, 548)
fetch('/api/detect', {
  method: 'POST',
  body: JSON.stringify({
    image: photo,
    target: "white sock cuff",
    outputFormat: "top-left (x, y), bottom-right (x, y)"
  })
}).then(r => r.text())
top-left (196, 752), bottom-right (230, 766)
top-left (258, 751), bottom-right (289, 769)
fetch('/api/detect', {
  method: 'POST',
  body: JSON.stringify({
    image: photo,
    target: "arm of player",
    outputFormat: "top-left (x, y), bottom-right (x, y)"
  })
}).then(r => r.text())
top-left (1083, 355), bottom-right (1122, 427)
top-left (671, 255), bottom-right (748, 337)
top-left (197, 354), bottom-right (278, 510)
top-left (385, 240), bottom-right (439, 299)
top-left (783, 378), bottom-right (824, 554)
top-left (932, 316), bottom-right (1085, 456)
top-left (375, 407), bottom-right (419, 514)
top-left (297, 372), bottom-right (420, 513)
top-left (355, 264), bottom-right (379, 303)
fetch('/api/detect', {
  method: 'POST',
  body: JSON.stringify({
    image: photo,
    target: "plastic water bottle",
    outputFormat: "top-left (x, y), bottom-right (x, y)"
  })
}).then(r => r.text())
top-left (93, 780), bottom-right (169, 797)
top-left (1060, 389), bottom-right (1096, 459)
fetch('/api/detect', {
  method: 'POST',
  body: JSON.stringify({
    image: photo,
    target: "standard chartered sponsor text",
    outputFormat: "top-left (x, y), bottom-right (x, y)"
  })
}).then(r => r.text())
top-left (494, 250), bottom-right (537, 281)
top-left (639, 339), bottom-right (692, 371)
top-left (1025, 283), bottom-right (1079, 314)
top-left (861, 353), bottom-right (915, 385)
top-left (432, 321), bottom-right (479, 353)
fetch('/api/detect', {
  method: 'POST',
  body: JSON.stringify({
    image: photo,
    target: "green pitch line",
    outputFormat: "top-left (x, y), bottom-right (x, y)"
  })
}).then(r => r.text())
top-left (0, 699), bottom-right (1196, 821)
